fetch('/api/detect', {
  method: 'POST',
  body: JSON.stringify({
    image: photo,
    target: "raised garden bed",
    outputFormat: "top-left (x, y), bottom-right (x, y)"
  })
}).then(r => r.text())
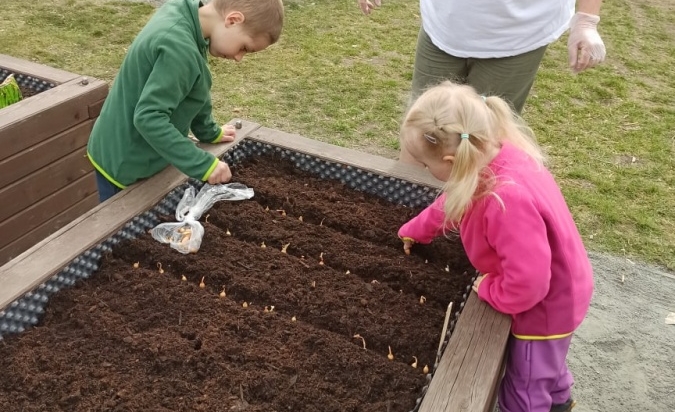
top-left (0, 122), bottom-right (510, 411)
top-left (0, 54), bottom-right (108, 266)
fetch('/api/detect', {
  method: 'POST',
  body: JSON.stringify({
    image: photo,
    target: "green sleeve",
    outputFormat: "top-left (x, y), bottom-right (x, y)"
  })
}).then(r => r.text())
top-left (191, 93), bottom-right (223, 143)
top-left (133, 44), bottom-right (217, 181)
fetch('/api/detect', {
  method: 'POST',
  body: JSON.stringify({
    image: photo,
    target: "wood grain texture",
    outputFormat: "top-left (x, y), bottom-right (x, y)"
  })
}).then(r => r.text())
top-left (0, 147), bottom-right (92, 222)
top-left (0, 192), bottom-right (99, 266)
top-left (0, 77), bottom-right (108, 162)
top-left (0, 119), bottom-right (94, 188)
top-left (0, 172), bottom-right (97, 251)
top-left (419, 293), bottom-right (511, 412)
top-left (0, 54), bottom-right (80, 84)
top-left (0, 68), bottom-right (107, 265)
top-left (88, 98), bottom-right (106, 119)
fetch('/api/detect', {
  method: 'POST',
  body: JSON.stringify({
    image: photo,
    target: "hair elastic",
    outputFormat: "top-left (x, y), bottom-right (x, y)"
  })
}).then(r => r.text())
top-left (460, 133), bottom-right (469, 140)
top-left (423, 133), bottom-right (438, 144)
top-left (481, 95), bottom-right (487, 102)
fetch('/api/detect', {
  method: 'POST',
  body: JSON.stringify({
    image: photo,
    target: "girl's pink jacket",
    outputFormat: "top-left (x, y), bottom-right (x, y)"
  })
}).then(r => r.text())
top-left (398, 143), bottom-right (594, 339)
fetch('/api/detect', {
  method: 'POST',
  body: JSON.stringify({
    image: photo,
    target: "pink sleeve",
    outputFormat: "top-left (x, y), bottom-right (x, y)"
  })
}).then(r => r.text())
top-left (476, 192), bottom-right (552, 315)
top-left (398, 194), bottom-right (448, 244)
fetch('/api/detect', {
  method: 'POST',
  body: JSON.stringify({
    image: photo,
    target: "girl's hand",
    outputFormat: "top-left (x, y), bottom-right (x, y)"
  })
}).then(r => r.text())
top-left (472, 274), bottom-right (486, 294)
top-left (220, 124), bottom-right (236, 142)
top-left (401, 237), bottom-right (415, 255)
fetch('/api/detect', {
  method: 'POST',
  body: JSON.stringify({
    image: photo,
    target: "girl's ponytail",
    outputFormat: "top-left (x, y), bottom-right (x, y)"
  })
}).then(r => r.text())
top-left (485, 96), bottom-right (546, 166)
top-left (442, 134), bottom-right (484, 223)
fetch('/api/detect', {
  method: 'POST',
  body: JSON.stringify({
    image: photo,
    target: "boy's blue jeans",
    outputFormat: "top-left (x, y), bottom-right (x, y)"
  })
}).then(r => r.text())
top-left (95, 170), bottom-right (122, 203)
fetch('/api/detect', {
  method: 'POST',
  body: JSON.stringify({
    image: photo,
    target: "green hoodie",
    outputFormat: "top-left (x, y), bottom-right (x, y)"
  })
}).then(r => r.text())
top-left (87, 0), bottom-right (223, 188)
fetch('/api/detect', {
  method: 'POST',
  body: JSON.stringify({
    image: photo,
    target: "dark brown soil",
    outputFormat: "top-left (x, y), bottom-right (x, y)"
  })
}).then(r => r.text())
top-left (0, 155), bottom-right (473, 412)
top-left (18, 85), bottom-right (38, 99)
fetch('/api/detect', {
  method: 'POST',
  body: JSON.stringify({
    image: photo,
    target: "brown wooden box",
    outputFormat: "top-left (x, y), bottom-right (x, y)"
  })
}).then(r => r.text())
top-left (0, 54), bottom-right (109, 265)
top-left (0, 120), bottom-right (510, 411)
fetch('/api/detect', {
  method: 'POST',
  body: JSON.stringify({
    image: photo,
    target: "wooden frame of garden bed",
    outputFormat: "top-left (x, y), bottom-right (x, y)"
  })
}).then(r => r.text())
top-left (0, 54), bottom-right (109, 266)
top-left (0, 120), bottom-right (510, 412)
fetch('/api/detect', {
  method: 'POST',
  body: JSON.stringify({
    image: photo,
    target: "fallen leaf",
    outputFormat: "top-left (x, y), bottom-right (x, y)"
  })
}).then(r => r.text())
top-left (666, 313), bottom-right (675, 325)
top-left (289, 374), bottom-right (298, 387)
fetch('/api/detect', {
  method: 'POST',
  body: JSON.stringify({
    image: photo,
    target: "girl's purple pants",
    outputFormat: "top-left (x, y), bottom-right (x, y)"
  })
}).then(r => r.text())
top-left (498, 335), bottom-right (574, 412)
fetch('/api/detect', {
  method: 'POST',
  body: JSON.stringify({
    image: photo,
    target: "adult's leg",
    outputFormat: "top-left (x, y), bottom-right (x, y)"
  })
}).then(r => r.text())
top-left (466, 45), bottom-right (548, 114)
top-left (498, 335), bottom-right (574, 412)
top-left (95, 170), bottom-right (122, 203)
top-left (402, 28), bottom-right (468, 164)
top-left (410, 28), bottom-right (468, 103)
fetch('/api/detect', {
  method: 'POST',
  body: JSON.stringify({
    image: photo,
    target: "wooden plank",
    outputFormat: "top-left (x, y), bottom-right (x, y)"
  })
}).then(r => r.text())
top-left (419, 293), bottom-right (511, 412)
top-left (483, 355), bottom-right (506, 412)
top-left (0, 54), bottom-right (80, 84)
top-left (459, 304), bottom-right (509, 412)
top-left (0, 192), bottom-right (99, 266)
top-left (0, 119), bottom-right (260, 310)
top-left (88, 98), bottom-right (106, 119)
top-left (0, 77), bottom-right (108, 162)
top-left (0, 119), bottom-right (94, 188)
top-left (248, 126), bottom-right (446, 189)
top-left (0, 172), bottom-right (97, 250)
top-left (0, 147), bottom-right (92, 222)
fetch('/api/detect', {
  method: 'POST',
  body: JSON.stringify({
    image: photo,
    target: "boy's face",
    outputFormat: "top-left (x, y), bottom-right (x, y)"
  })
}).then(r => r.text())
top-left (210, 11), bottom-right (272, 61)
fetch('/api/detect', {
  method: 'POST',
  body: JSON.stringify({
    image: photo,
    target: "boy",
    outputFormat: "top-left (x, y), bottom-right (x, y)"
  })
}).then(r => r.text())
top-left (87, 0), bottom-right (284, 202)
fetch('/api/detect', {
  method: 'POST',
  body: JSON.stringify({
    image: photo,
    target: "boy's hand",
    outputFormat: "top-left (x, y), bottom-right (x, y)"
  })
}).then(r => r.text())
top-left (207, 161), bottom-right (232, 184)
top-left (220, 125), bottom-right (236, 143)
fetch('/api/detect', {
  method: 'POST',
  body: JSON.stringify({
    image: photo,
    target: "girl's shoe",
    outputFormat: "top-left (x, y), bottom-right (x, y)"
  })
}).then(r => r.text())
top-left (550, 398), bottom-right (576, 412)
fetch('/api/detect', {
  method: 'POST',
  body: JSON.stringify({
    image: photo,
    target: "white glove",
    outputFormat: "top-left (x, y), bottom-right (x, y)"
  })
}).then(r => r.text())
top-left (357, 0), bottom-right (381, 15)
top-left (567, 12), bottom-right (606, 73)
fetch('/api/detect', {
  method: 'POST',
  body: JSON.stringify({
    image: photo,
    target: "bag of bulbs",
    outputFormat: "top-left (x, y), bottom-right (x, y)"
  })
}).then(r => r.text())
top-left (151, 182), bottom-right (254, 254)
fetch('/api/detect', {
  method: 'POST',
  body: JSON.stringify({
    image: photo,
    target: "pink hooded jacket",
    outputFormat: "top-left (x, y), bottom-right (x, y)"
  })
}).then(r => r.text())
top-left (399, 143), bottom-right (594, 339)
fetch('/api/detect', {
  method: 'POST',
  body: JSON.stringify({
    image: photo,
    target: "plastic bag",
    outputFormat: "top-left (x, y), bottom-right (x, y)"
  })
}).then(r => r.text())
top-left (151, 183), bottom-right (254, 254)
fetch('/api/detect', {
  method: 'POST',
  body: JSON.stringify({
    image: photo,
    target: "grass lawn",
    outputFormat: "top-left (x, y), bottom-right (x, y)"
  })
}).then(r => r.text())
top-left (1, 0), bottom-right (673, 269)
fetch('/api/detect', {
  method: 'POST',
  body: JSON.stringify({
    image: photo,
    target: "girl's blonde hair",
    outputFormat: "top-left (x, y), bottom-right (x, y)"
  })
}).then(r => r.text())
top-left (212, 0), bottom-right (284, 44)
top-left (400, 81), bottom-right (545, 223)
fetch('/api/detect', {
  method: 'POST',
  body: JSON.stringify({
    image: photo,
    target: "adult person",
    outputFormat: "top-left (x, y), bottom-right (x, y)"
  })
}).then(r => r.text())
top-left (357, 0), bottom-right (606, 115)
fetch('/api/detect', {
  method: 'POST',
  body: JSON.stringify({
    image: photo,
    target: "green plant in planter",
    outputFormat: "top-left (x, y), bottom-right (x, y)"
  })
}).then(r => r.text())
top-left (0, 74), bottom-right (22, 109)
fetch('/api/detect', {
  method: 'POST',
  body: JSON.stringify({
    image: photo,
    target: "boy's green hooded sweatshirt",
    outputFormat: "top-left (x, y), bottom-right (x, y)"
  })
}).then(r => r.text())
top-left (87, 0), bottom-right (223, 188)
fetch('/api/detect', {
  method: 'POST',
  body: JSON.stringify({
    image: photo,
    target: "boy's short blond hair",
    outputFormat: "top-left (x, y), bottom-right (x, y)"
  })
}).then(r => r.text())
top-left (212, 0), bottom-right (284, 44)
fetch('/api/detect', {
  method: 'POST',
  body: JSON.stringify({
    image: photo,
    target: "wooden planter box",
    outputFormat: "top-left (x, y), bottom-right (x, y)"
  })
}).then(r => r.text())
top-left (0, 54), bottom-right (108, 266)
top-left (0, 121), bottom-right (510, 411)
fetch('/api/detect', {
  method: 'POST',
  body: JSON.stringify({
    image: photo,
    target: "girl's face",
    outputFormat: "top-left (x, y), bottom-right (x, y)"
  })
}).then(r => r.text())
top-left (403, 133), bottom-right (455, 182)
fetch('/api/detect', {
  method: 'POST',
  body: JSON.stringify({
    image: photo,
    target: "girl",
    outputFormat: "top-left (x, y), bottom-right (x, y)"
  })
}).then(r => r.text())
top-left (397, 81), bottom-right (593, 412)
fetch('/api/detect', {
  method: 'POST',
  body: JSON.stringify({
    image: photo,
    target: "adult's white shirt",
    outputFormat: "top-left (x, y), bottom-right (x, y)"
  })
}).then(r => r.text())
top-left (420, 0), bottom-right (574, 58)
